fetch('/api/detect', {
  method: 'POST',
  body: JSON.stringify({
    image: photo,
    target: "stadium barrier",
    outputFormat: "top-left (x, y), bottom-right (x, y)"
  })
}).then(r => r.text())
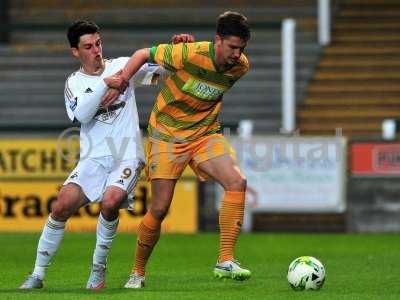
top-left (0, 138), bottom-right (198, 233)
top-left (215, 136), bottom-right (347, 231)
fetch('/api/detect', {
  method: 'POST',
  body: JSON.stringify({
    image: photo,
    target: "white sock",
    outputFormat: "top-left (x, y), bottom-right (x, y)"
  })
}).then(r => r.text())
top-left (92, 213), bottom-right (119, 267)
top-left (32, 215), bottom-right (66, 280)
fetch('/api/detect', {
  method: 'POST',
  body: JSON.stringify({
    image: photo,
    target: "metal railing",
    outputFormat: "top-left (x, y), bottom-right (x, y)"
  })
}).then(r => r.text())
top-left (281, 0), bottom-right (331, 134)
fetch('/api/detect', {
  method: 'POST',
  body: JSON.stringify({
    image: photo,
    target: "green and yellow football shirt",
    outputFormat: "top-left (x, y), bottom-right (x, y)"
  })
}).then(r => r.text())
top-left (148, 41), bottom-right (249, 142)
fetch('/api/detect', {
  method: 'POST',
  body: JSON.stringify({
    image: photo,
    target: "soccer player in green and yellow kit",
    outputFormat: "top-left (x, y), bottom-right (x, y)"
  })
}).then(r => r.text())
top-left (104, 11), bottom-right (251, 288)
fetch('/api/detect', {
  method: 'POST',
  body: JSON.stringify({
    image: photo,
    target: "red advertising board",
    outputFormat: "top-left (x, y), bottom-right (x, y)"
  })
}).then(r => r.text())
top-left (352, 142), bottom-right (400, 176)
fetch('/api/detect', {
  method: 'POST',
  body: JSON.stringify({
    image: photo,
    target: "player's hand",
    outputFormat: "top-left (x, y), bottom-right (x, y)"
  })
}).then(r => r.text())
top-left (101, 88), bottom-right (121, 108)
top-left (171, 33), bottom-right (195, 44)
top-left (104, 70), bottom-right (128, 93)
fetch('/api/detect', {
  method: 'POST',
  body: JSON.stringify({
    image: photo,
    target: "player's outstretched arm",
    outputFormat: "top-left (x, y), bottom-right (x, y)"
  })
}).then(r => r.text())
top-left (101, 48), bottom-right (149, 106)
top-left (103, 70), bottom-right (128, 93)
top-left (121, 48), bottom-right (151, 83)
top-left (101, 33), bottom-right (194, 106)
top-left (104, 33), bottom-right (194, 89)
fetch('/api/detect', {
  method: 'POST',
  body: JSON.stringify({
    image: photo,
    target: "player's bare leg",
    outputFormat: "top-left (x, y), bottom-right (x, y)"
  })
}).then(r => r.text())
top-left (124, 179), bottom-right (177, 289)
top-left (198, 154), bottom-right (251, 281)
top-left (86, 186), bottom-right (127, 290)
top-left (20, 183), bottom-right (88, 289)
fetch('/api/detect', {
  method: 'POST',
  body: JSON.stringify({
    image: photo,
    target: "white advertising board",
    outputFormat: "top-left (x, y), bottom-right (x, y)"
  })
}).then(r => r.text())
top-left (225, 136), bottom-right (347, 213)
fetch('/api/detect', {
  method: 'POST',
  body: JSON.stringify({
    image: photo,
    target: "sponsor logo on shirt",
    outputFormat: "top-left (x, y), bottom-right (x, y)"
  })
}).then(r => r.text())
top-left (93, 102), bottom-right (125, 124)
top-left (84, 87), bottom-right (93, 93)
top-left (182, 78), bottom-right (226, 101)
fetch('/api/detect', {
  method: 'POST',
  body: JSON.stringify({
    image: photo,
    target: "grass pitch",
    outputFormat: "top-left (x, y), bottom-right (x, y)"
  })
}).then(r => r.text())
top-left (0, 232), bottom-right (399, 300)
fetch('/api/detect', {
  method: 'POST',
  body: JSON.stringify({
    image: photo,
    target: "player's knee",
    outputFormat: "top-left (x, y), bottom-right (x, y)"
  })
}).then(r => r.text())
top-left (225, 176), bottom-right (247, 192)
top-left (101, 193), bottom-right (125, 212)
top-left (51, 195), bottom-right (73, 221)
top-left (150, 206), bottom-right (169, 221)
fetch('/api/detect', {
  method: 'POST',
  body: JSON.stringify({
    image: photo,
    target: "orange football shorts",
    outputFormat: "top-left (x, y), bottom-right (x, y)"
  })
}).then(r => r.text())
top-left (145, 133), bottom-right (236, 181)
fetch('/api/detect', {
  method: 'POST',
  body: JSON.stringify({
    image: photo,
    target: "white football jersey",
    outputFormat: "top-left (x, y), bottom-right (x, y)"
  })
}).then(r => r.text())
top-left (64, 57), bottom-right (162, 161)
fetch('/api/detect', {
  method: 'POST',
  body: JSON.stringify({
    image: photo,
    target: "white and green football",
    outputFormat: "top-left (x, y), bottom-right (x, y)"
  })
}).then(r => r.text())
top-left (287, 256), bottom-right (325, 290)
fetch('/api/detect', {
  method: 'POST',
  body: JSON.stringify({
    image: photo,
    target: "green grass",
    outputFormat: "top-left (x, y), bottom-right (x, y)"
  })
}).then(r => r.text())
top-left (1, 233), bottom-right (399, 300)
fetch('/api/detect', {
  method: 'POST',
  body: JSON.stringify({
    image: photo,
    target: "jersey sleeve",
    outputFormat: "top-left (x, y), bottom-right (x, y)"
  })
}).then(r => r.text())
top-left (64, 75), bottom-right (108, 124)
top-left (132, 63), bottom-right (168, 87)
top-left (64, 79), bottom-right (77, 122)
top-left (149, 43), bottom-right (189, 72)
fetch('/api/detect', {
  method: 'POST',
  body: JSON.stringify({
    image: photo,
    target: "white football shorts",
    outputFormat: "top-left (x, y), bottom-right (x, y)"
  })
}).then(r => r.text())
top-left (64, 156), bottom-right (145, 206)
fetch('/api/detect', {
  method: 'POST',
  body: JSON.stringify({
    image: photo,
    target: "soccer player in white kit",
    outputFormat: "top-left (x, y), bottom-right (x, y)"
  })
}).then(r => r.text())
top-left (20, 20), bottom-right (193, 290)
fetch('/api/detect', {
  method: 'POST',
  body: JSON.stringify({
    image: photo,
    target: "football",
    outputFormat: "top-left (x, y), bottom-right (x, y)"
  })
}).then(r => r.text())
top-left (287, 256), bottom-right (325, 290)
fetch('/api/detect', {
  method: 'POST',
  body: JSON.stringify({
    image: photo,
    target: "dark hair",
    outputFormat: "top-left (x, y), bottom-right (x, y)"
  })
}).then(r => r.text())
top-left (67, 20), bottom-right (100, 48)
top-left (216, 11), bottom-right (250, 42)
